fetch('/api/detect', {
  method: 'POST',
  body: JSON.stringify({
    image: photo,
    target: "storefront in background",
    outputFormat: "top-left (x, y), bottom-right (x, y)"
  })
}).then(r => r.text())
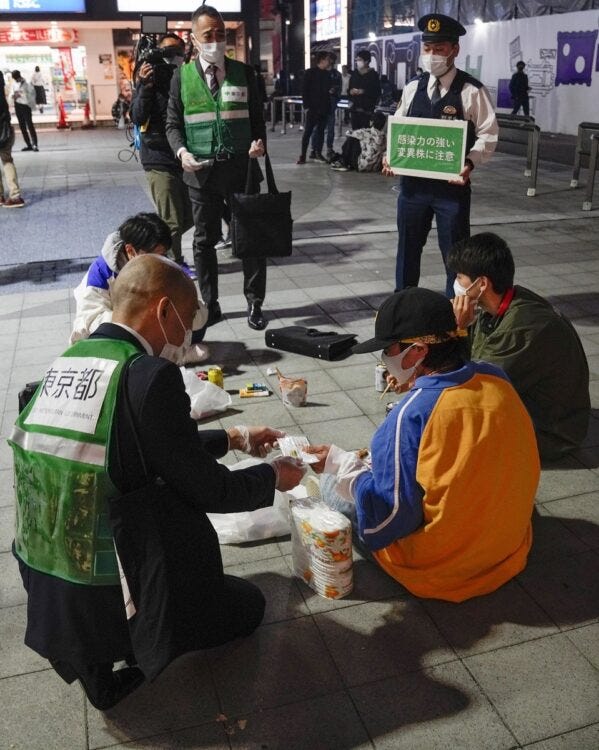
top-left (0, 27), bottom-right (88, 113)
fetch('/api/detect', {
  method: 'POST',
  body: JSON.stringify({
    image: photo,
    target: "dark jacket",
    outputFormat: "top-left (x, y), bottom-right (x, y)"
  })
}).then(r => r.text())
top-left (509, 71), bottom-right (529, 99)
top-left (166, 58), bottom-right (266, 189)
top-left (302, 66), bottom-right (332, 115)
top-left (16, 323), bottom-right (276, 678)
top-left (470, 286), bottom-right (590, 461)
top-left (130, 63), bottom-right (180, 172)
top-left (348, 67), bottom-right (381, 113)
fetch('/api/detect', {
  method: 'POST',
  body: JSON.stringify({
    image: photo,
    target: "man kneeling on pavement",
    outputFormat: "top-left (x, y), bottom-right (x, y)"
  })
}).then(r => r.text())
top-left (10, 255), bottom-right (305, 711)
top-left (448, 232), bottom-right (590, 461)
top-left (307, 287), bottom-right (540, 603)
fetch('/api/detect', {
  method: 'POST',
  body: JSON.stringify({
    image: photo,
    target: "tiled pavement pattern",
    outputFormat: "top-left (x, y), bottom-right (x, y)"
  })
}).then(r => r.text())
top-left (0, 127), bottom-right (598, 749)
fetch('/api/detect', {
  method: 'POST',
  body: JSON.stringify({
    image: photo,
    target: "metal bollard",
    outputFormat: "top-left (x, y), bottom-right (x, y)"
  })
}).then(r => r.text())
top-left (582, 134), bottom-right (598, 211)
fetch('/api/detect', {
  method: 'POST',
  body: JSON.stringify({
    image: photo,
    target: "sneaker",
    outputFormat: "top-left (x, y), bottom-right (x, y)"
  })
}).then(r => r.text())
top-left (178, 261), bottom-right (196, 280)
top-left (32, 146), bottom-right (39, 152)
top-left (3, 196), bottom-right (25, 208)
top-left (0, 196), bottom-right (5, 206)
top-left (330, 162), bottom-right (349, 171)
top-left (313, 153), bottom-right (328, 163)
top-left (215, 236), bottom-right (232, 251)
top-left (296, 155), bottom-right (306, 164)
top-left (325, 150), bottom-right (335, 162)
top-left (308, 150), bottom-right (317, 159)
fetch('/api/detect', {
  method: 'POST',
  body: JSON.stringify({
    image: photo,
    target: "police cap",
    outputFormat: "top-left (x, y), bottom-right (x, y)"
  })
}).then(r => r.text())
top-left (418, 14), bottom-right (466, 43)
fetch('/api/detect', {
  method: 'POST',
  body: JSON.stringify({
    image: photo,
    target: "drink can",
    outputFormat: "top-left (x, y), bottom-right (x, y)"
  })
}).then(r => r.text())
top-left (375, 363), bottom-right (387, 392)
top-left (208, 366), bottom-right (224, 389)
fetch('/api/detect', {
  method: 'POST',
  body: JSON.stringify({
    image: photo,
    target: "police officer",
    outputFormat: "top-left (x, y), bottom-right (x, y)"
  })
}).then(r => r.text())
top-left (385, 14), bottom-right (498, 298)
top-left (166, 4), bottom-right (268, 330)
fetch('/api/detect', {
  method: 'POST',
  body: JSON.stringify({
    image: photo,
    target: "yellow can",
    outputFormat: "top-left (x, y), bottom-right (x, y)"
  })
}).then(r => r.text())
top-left (207, 366), bottom-right (224, 389)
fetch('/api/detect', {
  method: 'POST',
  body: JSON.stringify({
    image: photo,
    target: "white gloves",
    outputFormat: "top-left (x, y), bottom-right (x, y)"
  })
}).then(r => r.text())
top-left (323, 444), bottom-right (369, 503)
top-left (180, 149), bottom-right (210, 173)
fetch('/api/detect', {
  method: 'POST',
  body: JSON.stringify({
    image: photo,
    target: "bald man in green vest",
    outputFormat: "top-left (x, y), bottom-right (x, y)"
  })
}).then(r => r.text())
top-left (167, 4), bottom-right (268, 331)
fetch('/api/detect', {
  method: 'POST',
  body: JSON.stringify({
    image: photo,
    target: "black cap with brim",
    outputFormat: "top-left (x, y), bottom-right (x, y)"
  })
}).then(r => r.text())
top-left (418, 13), bottom-right (466, 43)
top-left (352, 287), bottom-right (458, 354)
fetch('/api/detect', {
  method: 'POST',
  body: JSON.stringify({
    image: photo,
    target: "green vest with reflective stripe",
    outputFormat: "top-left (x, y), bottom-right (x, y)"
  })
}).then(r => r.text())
top-left (9, 338), bottom-right (141, 586)
top-left (181, 58), bottom-right (252, 158)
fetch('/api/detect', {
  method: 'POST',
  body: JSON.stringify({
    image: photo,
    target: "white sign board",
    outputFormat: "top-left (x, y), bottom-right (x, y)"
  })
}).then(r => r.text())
top-left (25, 357), bottom-right (119, 435)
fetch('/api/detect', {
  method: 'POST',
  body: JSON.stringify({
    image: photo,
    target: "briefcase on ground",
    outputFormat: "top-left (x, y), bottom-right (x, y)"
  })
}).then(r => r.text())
top-left (230, 153), bottom-right (293, 259)
top-left (265, 326), bottom-right (357, 361)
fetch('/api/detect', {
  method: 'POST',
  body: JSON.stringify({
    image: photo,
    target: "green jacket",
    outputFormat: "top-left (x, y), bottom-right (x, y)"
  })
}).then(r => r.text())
top-left (470, 285), bottom-right (590, 460)
top-left (9, 338), bottom-right (140, 585)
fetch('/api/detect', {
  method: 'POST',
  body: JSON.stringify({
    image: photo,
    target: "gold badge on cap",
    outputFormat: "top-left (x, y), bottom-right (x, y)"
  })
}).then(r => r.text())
top-left (427, 18), bottom-right (441, 32)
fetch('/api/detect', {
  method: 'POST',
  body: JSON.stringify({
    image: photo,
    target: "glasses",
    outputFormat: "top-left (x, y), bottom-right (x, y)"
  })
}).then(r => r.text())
top-left (383, 341), bottom-right (410, 356)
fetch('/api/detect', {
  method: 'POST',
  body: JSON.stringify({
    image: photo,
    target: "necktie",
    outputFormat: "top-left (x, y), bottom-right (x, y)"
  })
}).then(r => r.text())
top-left (431, 78), bottom-right (441, 106)
top-left (207, 64), bottom-right (220, 98)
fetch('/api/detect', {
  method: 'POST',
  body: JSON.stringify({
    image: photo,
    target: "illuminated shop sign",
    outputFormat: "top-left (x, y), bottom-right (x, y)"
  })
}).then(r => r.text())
top-left (0, 0), bottom-right (86, 11)
top-left (116, 0), bottom-right (241, 11)
top-left (314, 0), bottom-right (341, 42)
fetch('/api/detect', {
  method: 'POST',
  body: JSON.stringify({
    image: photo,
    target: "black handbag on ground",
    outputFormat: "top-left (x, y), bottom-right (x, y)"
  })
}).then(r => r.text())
top-left (265, 326), bottom-right (357, 360)
top-left (230, 153), bottom-right (292, 259)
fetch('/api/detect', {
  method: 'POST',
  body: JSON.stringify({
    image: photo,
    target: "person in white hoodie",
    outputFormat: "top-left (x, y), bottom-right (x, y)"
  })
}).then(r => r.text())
top-left (71, 212), bottom-right (209, 363)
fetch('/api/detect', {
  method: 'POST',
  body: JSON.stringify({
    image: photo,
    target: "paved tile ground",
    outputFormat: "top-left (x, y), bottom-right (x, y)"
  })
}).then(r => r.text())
top-left (0, 126), bottom-right (598, 749)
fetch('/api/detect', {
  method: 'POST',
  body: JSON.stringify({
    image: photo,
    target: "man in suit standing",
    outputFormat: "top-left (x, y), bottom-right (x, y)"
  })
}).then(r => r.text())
top-left (166, 4), bottom-right (268, 331)
top-left (10, 255), bottom-right (305, 711)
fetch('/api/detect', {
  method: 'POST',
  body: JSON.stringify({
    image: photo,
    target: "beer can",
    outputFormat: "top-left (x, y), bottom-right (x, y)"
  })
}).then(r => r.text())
top-left (375, 363), bottom-right (387, 392)
top-left (207, 366), bottom-right (224, 389)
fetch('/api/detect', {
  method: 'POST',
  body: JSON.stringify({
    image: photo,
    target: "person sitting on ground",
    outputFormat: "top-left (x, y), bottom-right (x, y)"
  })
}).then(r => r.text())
top-left (10, 254), bottom-right (305, 711)
top-left (70, 212), bottom-right (209, 364)
top-left (448, 232), bottom-right (590, 461)
top-left (306, 287), bottom-right (540, 603)
top-left (330, 111), bottom-right (386, 173)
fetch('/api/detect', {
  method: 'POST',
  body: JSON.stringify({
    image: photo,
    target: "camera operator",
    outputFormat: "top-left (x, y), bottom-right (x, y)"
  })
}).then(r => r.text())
top-left (130, 33), bottom-right (195, 279)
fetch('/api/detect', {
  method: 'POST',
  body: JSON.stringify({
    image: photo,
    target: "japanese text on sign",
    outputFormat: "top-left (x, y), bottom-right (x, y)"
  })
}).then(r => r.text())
top-left (25, 357), bottom-right (119, 435)
top-left (386, 116), bottom-right (468, 181)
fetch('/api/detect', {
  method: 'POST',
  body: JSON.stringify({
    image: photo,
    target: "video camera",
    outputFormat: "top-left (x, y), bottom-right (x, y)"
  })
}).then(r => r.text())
top-left (136, 14), bottom-right (169, 65)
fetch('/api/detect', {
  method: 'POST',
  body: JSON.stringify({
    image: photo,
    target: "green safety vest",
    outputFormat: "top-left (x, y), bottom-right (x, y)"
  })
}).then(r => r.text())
top-left (9, 338), bottom-right (142, 586)
top-left (181, 58), bottom-right (252, 158)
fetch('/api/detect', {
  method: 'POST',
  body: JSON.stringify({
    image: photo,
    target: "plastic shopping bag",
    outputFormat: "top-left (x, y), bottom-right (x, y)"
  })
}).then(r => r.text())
top-left (180, 367), bottom-right (232, 420)
top-left (207, 458), bottom-right (309, 544)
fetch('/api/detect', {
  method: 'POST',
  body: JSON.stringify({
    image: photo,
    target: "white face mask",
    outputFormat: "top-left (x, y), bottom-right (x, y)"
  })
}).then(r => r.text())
top-left (157, 300), bottom-right (192, 365)
top-left (421, 53), bottom-right (451, 78)
top-left (453, 277), bottom-right (482, 300)
top-left (355, 60), bottom-right (365, 70)
top-left (197, 40), bottom-right (226, 65)
top-left (382, 344), bottom-right (425, 386)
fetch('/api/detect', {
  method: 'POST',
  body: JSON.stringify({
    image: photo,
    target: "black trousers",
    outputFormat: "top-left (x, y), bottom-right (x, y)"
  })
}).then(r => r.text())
top-left (188, 160), bottom-right (266, 308)
top-left (300, 110), bottom-right (328, 157)
top-left (15, 103), bottom-right (37, 148)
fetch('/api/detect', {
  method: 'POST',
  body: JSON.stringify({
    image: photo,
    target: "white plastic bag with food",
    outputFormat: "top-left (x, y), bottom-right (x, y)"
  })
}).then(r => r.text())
top-left (207, 458), bottom-right (309, 544)
top-left (180, 367), bottom-right (232, 420)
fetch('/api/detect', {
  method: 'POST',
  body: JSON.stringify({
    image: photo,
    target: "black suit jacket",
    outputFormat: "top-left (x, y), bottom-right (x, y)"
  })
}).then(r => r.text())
top-left (16, 323), bottom-right (276, 673)
top-left (166, 57), bottom-right (266, 189)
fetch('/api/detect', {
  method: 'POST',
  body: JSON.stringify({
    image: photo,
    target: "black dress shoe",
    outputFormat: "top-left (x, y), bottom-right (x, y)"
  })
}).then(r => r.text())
top-left (247, 302), bottom-right (267, 330)
top-left (21, 145), bottom-right (33, 151)
top-left (206, 302), bottom-right (223, 327)
top-left (51, 660), bottom-right (144, 711)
